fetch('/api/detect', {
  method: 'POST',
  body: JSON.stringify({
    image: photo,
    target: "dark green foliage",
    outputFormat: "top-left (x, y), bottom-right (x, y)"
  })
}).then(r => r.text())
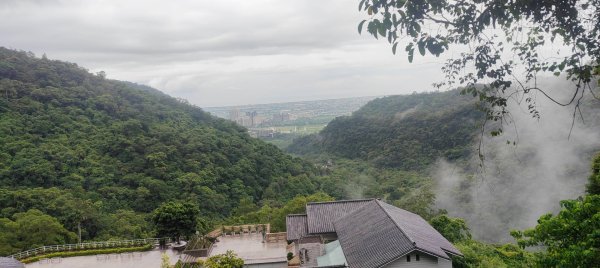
top-left (225, 192), bottom-right (334, 232)
top-left (453, 240), bottom-right (536, 268)
top-left (199, 250), bottom-right (244, 268)
top-left (19, 244), bottom-right (153, 264)
top-left (288, 91), bottom-right (482, 171)
top-left (587, 153), bottom-right (600, 195)
top-left (315, 158), bottom-right (436, 218)
top-left (430, 214), bottom-right (535, 267)
top-left (0, 209), bottom-right (77, 255)
top-left (174, 260), bottom-right (202, 268)
top-left (152, 201), bottom-right (199, 240)
top-left (0, 47), bottom-right (321, 255)
top-left (359, 0), bottom-right (600, 132)
top-left (510, 154), bottom-right (600, 267)
top-left (511, 195), bottom-right (600, 267)
top-left (429, 214), bottom-right (471, 243)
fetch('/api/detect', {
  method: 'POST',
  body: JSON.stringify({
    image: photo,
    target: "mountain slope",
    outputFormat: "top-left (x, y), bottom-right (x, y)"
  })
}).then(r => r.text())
top-left (0, 48), bottom-right (318, 247)
top-left (288, 90), bottom-right (483, 171)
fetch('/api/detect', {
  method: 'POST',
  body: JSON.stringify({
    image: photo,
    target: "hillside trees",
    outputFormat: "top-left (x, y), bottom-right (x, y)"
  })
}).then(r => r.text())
top-left (510, 154), bottom-right (600, 267)
top-left (288, 90), bottom-right (482, 170)
top-left (587, 152), bottom-right (600, 194)
top-left (0, 209), bottom-right (76, 255)
top-left (152, 201), bottom-right (199, 241)
top-left (0, 47), bottom-right (326, 254)
top-left (359, 0), bottom-right (600, 133)
top-left (511, 195), bottom-right (600, 267)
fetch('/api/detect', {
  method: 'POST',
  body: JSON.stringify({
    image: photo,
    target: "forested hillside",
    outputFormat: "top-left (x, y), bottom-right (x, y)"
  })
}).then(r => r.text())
top-left (288, 90), bottom-right (483, 171)
top-left (0, 48), bottom-right (320, 254)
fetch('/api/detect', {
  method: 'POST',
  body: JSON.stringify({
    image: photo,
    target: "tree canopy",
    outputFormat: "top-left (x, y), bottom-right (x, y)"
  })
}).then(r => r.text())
top-left (288, 90), bottom-right (481, 170)
top-left (152, 201), bottom-right (199, 241)
top-left (0, 209), bottom-right (76, 254)
top-left (0, 47), bottom-right (325, 255)
top-left (359, 0), bottom-right (599, 133)
top-left (509, 154), bottom-right (600, 267)
top-left (510, 195), bottom-right (600, 267)
top-left (199, 250), bottom-right (244, 268)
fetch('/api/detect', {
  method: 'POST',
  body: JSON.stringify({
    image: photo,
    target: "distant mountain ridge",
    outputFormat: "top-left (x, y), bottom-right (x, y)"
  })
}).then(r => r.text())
top-left (287, 90), bottom-right (483, 171)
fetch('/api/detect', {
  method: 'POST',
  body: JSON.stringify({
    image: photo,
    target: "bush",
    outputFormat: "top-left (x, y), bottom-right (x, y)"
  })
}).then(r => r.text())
top-left (20, 244), bottom-right (153, 263)
top-left (198, 250), bottom-right (244, 268)
top-left (287, 252), bottom-right (294, 261)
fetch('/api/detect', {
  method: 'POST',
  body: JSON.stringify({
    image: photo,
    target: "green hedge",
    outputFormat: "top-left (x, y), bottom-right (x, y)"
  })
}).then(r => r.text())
top-left (21, 241), bottom-right (152, 255)
top-left (20, 244), bottom-right (153, 264)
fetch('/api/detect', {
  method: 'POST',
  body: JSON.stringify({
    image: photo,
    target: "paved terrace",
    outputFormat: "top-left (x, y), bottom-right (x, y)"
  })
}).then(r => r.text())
top-left (209, 233), bottom-right (287, 264)
top-left (24, 249), bottom-right (181, 268)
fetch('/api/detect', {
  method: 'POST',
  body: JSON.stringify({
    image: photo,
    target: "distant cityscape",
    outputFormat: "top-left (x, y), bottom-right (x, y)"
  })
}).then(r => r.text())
top-left (203, 96), bottom-right (380, 138)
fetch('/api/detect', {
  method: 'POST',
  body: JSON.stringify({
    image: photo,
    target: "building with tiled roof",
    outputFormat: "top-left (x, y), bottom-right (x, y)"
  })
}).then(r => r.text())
top-left (286, 199), bottom-right (462, 268)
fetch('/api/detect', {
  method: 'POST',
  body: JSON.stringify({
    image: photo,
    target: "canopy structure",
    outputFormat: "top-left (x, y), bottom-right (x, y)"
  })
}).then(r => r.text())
top-left (316, 240), bottom-right (347, 267)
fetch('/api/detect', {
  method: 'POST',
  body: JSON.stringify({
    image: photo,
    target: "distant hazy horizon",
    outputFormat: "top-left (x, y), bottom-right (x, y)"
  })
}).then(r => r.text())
top-left (201, 94), bottom-right (384, 109)
top-left (0, 0), bottom-right (448, 107)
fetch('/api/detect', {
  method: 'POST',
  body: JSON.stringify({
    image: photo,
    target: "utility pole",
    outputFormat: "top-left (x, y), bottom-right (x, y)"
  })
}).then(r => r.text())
top-left (78, 222), bottom-right (82, 244)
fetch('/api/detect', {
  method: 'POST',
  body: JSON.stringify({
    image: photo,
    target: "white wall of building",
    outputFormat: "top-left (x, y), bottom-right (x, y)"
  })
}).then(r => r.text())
top-left (384, 252), bottom-right (451, 268)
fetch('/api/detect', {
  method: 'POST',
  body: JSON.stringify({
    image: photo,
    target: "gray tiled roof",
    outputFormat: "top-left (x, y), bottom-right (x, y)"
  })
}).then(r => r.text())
top-left (286, 214), bottom-right (308, 240)
top-left (378, 201), bottom-right (462, 258)
top-left (334, 200), bottom-right (462, 268)
top-left (306, 199), bottom-right (374, 234)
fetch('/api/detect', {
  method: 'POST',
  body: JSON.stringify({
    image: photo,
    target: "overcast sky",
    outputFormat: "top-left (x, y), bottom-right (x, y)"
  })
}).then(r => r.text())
top-left (0, 0), bottom-right (452, 107)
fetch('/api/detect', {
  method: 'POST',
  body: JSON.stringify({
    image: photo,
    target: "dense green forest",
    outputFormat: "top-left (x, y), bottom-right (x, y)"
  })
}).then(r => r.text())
top-left (0, 47), bottom-right (324, 255)
top-left (287, 90), bottom-right (482, 171)
top-left (1, 47), bottom-right (597, 267)
top-left (285, 88), bottom-right (600, 267)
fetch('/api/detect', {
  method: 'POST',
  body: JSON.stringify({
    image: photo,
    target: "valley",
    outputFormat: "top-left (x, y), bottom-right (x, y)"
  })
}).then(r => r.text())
top-left (1, 35), bottom-right (599, 268)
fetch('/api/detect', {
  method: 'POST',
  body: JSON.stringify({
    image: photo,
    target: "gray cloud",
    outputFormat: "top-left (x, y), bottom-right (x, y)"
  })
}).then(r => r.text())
top-left (0, 0), bottom-right (446, 106)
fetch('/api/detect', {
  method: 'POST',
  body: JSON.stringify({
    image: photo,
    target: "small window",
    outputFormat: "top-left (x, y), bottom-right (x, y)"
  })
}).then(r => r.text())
top-left (416, 253), bottom-right (420, 261)
top-left (406, 255), bottom-right (411, 262)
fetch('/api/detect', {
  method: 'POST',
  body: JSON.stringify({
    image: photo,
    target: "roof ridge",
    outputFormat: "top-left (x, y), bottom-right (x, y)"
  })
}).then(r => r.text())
top-left (307, 198), bottom-right (376, 205)
top-left (374, 200), bottom-right (416, 246)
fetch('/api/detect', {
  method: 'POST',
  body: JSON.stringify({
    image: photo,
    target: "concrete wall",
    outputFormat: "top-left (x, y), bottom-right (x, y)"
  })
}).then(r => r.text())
top-left (385, 252), bottom-right (451, 268)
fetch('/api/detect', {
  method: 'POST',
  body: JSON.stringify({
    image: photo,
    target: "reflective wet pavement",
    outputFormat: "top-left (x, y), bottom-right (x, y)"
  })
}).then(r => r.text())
top-left (25, 249), bottom-right (182, 268)
top-left (210, 233), bottom-right (287, 263)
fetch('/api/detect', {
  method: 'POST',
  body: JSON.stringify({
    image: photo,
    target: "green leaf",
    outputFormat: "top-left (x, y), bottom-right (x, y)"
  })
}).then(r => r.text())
top-left (392, 43), bottom-right (398, 55)
top-left (378, 24), bottom-right (387, 37)
top-left (418, 41), bottom-right (426, 56)
top-left (358, 20), bottom-right (367, 34)
top-left (413, 23), bottom-right (421, 33)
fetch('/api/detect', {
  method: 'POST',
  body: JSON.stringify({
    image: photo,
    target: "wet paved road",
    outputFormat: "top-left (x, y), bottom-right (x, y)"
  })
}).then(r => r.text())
top-left (25, 249), bottom-right (182, 268)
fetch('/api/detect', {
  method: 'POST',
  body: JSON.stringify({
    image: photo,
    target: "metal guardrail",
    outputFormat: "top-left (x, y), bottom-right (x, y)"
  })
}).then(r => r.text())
top-left (7, 237), bottom-right (172, 260)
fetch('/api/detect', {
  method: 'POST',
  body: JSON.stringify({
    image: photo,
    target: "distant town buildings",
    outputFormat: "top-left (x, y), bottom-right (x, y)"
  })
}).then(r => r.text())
top-left (228, 108), bottom-right (271, 129)
top-left (207, 96), bottom-right (380, 138)
top-left (272, 111), bottom-right (291, 124)
top-left (228, 107), bottom-right (293, 130)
